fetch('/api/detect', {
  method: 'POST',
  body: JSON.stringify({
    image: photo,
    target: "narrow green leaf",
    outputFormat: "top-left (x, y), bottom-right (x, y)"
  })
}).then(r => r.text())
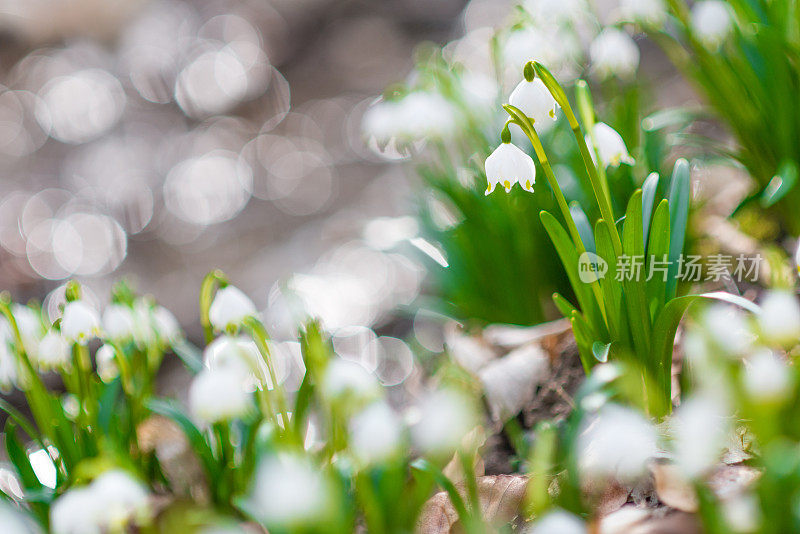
top-left (570, 312), bottom-right (596, 373)
top-left (5, 420), bottom-right (42, 491)
top-left (171, 340), bottom-right (204, 374)
top-left (760, 160), bottom-right (798, 207)
top-left (595, 219), bottom-right (623, 342)
top-left (569, 202), bottom-right (595, 254)
top-left (641, 172), bottom-right (660, 248)
top-left (646, 200), bottom-right (671, 322)
top-left (667, 159), bottom-right (691, 300)
top-left (552, 292), bottom-right (579, 320)
top-left (622, 190), bottom-right (652, 362)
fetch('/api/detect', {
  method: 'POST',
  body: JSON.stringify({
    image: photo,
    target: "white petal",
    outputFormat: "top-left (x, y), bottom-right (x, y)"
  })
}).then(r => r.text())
top-left (508, 78), bottom-right (559, 125)
top-left (484, 143), bottom-right (536, 195)
top-left (209, 286), bottom-right (257, 331)
top-left (587, 123), bottom-right (634, 168)
top-left (590, 29), bottom-right (640, 79)
top-left (691, 1), bottom-right (733, 47)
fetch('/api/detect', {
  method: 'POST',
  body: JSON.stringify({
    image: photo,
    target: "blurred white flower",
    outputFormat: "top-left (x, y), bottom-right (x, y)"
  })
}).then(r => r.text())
top-left (349, 401), bottom-right (403, 465)
top-left (703, 305), bottom-right (753, 355)
top-left (0, 501), bottom-right (42, 534)
top-left (508, 77), bottom-right (559, 126)
top-left (691, 1), bottom-right (733, 48)
top-left (363, 91), bottom-right (457, 144)
top-left (459, 72), bottom-right (498, 114)
top-left (322, 358), bottom-right (380, 401)
top-left (721, 492), bottom-right (761, 533)
top-left (411, 389), bottom-right (478, 456)
top-left (35, 330), bottom-right (71, 371)
top-left (522, 0), bottom-right (589, 25)
top-left (209, 286), bottom-right (257, 331)
top-left (61, 301), bottom-right (101, 345)
top-left (586, 123), bottom-right (634, 168)
top-left (103, 304), bottom-right (136, 341)
top-left (743, 349), bottom-right (792, 403)
top-left (485, 143), bottom-right (536, 195)
top-left (204, 335), bottom-right (275, 390)
top-left (51, 470), bottom-right (149, 534)
top-left (526, 509), bottom-right (587, 534)
top-left (95, 344), bottom-right (119, 383)
top-left (795, 237), bottom-right (800, 275)
top-left (0, 342), bottom-right (18, 392)
top-left (152, 305), bottom-right (181, 344)
top-left (503, 28), bottom-right (581, 84)
top-left (249, 454), bottom-right (331, 528)
top-left (620, 0), bottom-right (667, 25)
top-left (577, 404), bottom-right (657, 482)
top-left (189, 367), bottom-right (252, 425)
top-left (670, 394), bottom-right (728, 479)
top-left (11, 304), bottom-right (43, 358)
top-left (758, 290), bottom-right (800, 346)
top-left (590, 28), bottom-right (640, 79)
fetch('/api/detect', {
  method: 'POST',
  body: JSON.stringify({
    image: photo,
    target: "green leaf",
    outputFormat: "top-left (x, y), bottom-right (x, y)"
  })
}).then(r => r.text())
top-left (667, 159), bottom-right (691, 300)
top-left (540, 211), bottom-right (603, 336)
top-left (652, 292), bottom-right (760, 400)
top-left (147, 399), bottom-right (220, 484)
top-left (592, 342), bottom-right (611, 363)
top-left (570, 312), bottom-right (596, 373)
top-left (533, 62), bottom-right (571, 111)
top-left (5, 420), bottom-right (42, 492)
top-left (595, 219), bottom-right (624, 343)
top-left (646, 200), bottom-right (671, 322)
top-left (171, 340), bottom-right (204, 374)
top-left (569, 202), bottom-right (595, 254)
top-left (622, 190), bottom-right (652, 363)
top-left (641, 172), bottom-right (660, 248)
top-left (760, 160), bottom-right (798, 207)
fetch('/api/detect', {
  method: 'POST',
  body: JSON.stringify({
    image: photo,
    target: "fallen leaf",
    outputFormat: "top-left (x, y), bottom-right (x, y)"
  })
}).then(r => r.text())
top-left (651, 463), bottom-right (698, 513)
top-left (416, 475), bottom-right (529, 533)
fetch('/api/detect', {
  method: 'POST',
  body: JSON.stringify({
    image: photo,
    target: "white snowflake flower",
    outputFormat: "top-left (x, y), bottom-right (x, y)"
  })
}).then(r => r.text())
top-left (508, 77), bottom-right (559, 126)
top-left (590, 28), bottom-right (640, 79)
top-left (189, 367), bottom-right (252, 425)
top-left (61, 301), bottom-right (101, 345)
top-left (586, 122), bottom-right (635, 168)
top-left (209, 286), bottom-right (257, 331)
top-left (485, 142), bottom-right (536, 195)
top-left (691, 1), bottom-right (733, 48)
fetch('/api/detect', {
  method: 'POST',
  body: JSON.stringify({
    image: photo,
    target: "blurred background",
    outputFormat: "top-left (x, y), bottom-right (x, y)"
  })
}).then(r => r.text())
top-left (0, 0), bottom-right (507, 342)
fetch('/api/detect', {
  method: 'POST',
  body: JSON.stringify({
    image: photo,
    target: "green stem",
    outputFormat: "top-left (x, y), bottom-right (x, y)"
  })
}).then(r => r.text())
top-left (199, 270), bottom-right (228, 343)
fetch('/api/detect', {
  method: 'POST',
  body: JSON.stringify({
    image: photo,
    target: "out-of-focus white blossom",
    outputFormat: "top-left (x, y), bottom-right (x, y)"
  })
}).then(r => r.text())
top-left (744, 349), bottom-right (792, 403)
top-left (362, 91), bottom-right (457, 144)
top-left (503, 28), bottom-right (581, 84)
top-left (509, 77), bottom-right (559, 126)
top-left (586, 123), bottom-right (634, 168)
top-left (721, 492), bottom-right (761, 533)
top-left (522, 0), bottom-right (590, 25)
top-left (61, 301), bottom-right (101, 345)
top-left (620, 0), bottom-right (667, 25)
top-left (248, 454), bottom-right (332, 528)
top-left (795, 238), bottom-right (800, 275)
top-left (577, 404), bottom-right (657, 482)
top-left (485, 143), bottom-right (536, 195)
top-left (35, 330), bottom-right (71, 371)
top-left (189, 367), bottom-right (252, 425)
top-left (209, 286), bottom-right (257, 331)
top-left (703, 305), bottom-right (753, 355)
top-left (95, 344), bottom-right (119, 383)
top-left (691, 1), bottom-right (733, 48)
top-left (411, 389), bottom-right (478, 456)
top-left (670, 394), bottom-right (728, 479)
top-left (204, 335), bottom-right (276, 390)
top-left (349, 401), bottom-right (403, 465)
top-left (758, 291), bottom-right (800, 346)
top-left (153, 305), bottom-right (181, 344)
top-left (51, 469), bottom-right (150, 534)
top-left (590, 28), bottom-right (640, 79)
top-left (526, 509), bottom-right (587, 534)
top-left (322, 358), bottom-right (380, 401)
top-left (102, 304), bottom-right (136, 341)
top-left (0, 501), bottom-right (42, 534)
top-left (11, 304), bottom-right (43, 358)
top-left (0, 342), bottom-right (18, 392)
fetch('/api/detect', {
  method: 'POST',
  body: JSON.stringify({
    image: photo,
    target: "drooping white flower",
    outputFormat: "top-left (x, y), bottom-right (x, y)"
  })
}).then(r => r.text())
top-left (204, 335), bottom-right (279, 390)
top-left (485, 142), bottom-right (536, 195)
top-left (0, 501), bottom-right (42, 534)
top-left (11, 304), bottom-right (44, 357)
top-left (189, 367), bottom-right (252, 425)
top-left (51, 470), bottom-right (150, 534)
top-left (670, 394), bottom-right (728, 479)
top-left (620, 0), bottom-right (667, 25)
top-left (95, 344), bottom-right (119, 383)
top-left (209, 286), bottom-right (257, 331)
top-left (411, 389), bottom-right (478, 456)
top-left (508, 77), bottom-right (559, 126)
top-left (363, 92), bottom-right (457, 144)
top-left (590, 28), bottom-right (640, 79)
top-left (321, 358), bottom-right (380, 401)
top-left (35, 330), bottom-right (71, 371)
top-left (576, 404), bottom-right (657, 482)
top-left (743, 349), bottom-right (792, 403)
top-left (703, 305), bottom-right (754, 355)
top-left (248, 454), bottom-right (331, 528)
top-left (349, 401), bottom-right (403, 465)
top-left (586, 123), bottom-right (634, 168)
top-left (152, 305), bottom-right (181, 344)
top-left (526, 509), bottom-right (587, 534)
top-left (60, 301), bottom-right (101, 345)
top-left (691, 1), bottom-right (733, 48)
top-left (758, 290), bottom-right (800, 346)
top-left (459, 72), bottom-right (499, 114)
top-left (0, 340), bottom-right (18, 392)
top-left (102, 304), bottom-right (136, 341)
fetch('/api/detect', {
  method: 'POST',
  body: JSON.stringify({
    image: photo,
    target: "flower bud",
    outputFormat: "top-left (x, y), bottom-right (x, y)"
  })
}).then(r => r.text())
top-left (209, 286), bottom-right (257, 331)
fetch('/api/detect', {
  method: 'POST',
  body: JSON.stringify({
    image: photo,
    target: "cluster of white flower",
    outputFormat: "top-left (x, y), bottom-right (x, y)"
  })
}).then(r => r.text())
top-left (50, 470), bottom-right (150, 534)
top-left (362, 91), bottom-right (459, 146)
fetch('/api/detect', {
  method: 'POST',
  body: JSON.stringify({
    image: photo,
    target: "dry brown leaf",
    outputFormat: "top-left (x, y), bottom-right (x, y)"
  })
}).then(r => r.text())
top-left (651, 463), bottom-right (698, 513)
top-left (416, 475), bottom-right (529, 534)
top-left (599, 505), bottom-right (701, 534)
top-left (707, 463), bottom-right (760, 500)
top-left (137, 415), bottom-right (209, 503)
